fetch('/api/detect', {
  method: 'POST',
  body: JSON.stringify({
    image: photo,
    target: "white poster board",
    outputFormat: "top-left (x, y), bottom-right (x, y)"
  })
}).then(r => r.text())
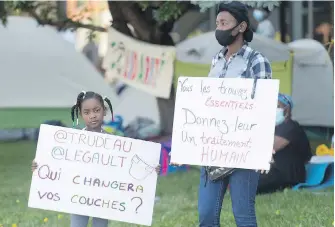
top-left (171, 77), bottom-right (279, 170)
top-left (103, 27), bottom-right (176, 98)
top-left (28, 125), bottom-right (161, 226)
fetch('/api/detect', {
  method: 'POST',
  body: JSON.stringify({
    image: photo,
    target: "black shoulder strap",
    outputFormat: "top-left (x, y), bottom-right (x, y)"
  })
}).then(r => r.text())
top-left (246, 50), bottom-right (257, 78)
top-left (246, 50), bottom-right (259, 99)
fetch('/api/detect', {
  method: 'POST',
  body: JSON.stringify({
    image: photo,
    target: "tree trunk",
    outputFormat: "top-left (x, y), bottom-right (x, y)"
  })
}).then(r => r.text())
top-left (108, 1), bottom-right (176, 135)
top-left (0, 1), bottom-right (6, 24)
top-left (108, 2), bottom-right (132, 36)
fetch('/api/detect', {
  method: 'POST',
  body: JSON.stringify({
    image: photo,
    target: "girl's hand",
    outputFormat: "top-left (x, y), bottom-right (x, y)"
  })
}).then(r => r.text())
top-left (31, 160), bottom-right (38, 172)
top-left (155, 164), bottom-right (161, 174)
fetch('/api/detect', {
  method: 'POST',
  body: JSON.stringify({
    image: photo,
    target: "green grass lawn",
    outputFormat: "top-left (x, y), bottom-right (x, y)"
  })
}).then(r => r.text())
top-left (0, 141), bottom-right (333, 227)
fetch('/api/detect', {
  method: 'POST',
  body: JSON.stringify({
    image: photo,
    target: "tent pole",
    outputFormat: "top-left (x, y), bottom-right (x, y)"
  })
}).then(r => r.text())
top-left (279, 1), bottom-right (288, 42)
top-left (292, 1), bottom-right (303, 40)
top-left (209, 6), bottom-right (216, 31)
top-left (307, 1), bottom-right (314, 39)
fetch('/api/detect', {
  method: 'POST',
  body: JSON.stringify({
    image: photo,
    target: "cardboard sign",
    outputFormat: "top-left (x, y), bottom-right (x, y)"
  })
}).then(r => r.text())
top-left (103, 27), bottom-right (176, 98)
top-left (28, 125), bottom-right (161, 226)
top-left (170, 77), bottom-right (279, 170)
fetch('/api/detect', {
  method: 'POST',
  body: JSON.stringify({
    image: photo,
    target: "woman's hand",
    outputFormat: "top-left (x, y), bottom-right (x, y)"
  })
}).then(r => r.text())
top-left (256, 149), bottom-right (275, 174)
top-left (168, 152), bottom-right (183, 167)
top-left (31, 160), bottom-right (38, 172)
top-left (170, 162), bottom-right (183, 167)
top-left (256, 169), bottom-right (270, 174)
top-left (155, 164), bottom-right (161, 174)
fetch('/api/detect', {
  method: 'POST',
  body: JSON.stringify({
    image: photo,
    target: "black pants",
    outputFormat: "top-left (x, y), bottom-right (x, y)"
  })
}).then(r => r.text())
top-left (257, 167), bottom-right (296, 194)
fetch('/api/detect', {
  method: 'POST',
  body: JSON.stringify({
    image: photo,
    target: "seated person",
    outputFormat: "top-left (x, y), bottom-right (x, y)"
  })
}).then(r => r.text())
top-left (257, 94), bottom-right (312, 194)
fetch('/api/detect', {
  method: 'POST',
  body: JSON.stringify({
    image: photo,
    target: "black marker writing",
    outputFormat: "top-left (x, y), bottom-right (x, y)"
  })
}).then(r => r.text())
top-left (37, 164), bottom-right (61, 181)
top-left (53, 130), bottom-right (132, 153)
top-left (71, 194), bottom-right (126, 211)
top-left (179, 78), bottom-right (193, 92)
top-left (217, 80), bottom-right (248, 100)
top-left (181, 130), bottom-right (197, 146)
top-left (38, 191), bottom-right (60, 201)
top-left (234, 116), bottom-right (257, 132)
top-left (182, 108), bottom-right (229, 134)
top-left (200, 80), bottom-right (210, 95)
top-left (200, 132), bottom-right (252, 148)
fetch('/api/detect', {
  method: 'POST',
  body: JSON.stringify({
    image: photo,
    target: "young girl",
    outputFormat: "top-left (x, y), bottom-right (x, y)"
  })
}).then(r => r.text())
top-left (32, 91), bottom-right (161, 227)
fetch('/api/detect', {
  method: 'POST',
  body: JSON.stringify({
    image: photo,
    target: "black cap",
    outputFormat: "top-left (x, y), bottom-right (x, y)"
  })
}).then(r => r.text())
top-left (217, 1), bottom-right (253, 42)
top-left (217, 1), bottom-right (249, 25)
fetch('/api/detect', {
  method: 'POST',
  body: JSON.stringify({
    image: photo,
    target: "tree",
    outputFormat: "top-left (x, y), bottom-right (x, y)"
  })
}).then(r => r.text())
top-left (0, 1), bottom-right (279, 135)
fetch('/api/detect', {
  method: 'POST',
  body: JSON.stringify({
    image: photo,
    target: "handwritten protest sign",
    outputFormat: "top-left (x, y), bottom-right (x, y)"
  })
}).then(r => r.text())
top-left (170, 77), bottom-right (279, 170)
top-left (28, 125), bottom-right (161, 226)
top-left (103, 27), bottom-right (176, 98)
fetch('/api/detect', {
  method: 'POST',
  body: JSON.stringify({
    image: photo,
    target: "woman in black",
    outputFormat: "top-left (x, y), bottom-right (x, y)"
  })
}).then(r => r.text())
top-left (257, 93), bottom-right (312, 194)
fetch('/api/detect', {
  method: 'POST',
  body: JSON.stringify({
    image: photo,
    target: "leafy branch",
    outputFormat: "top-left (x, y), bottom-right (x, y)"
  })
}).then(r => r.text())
top-left (0, 1), bottom-right (106, 32)
top-left (0, 1), bottom-right (280, 33)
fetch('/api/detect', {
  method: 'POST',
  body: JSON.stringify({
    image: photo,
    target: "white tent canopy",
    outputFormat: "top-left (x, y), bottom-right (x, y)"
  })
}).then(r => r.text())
top-left (113, 88), bottom-right (159, 126)
top-left (289, 39), bottom-right (334, 127)
top-left (176, 32), bottom-right (290, 64)
top-left (0, 16), bottom-right (117, 108)
top-left (0, 16), bottom-right (159, 128)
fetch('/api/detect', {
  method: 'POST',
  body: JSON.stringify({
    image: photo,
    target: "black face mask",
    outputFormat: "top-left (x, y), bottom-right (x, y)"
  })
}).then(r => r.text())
top-left (215, 24), bottom-right (240, 46)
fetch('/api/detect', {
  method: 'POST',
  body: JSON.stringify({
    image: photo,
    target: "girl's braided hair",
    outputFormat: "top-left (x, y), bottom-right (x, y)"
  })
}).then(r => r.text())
top-left (71, 91), bottom-right (114, 127)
